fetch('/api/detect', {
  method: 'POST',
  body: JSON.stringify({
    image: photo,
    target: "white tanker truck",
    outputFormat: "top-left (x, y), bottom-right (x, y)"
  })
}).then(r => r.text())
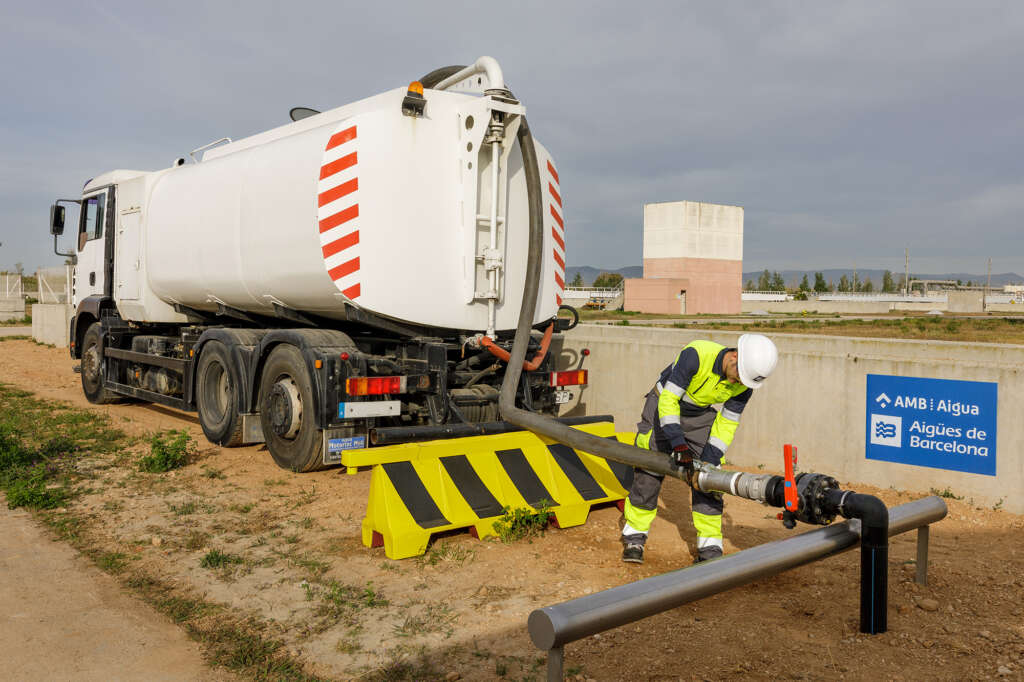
top-left (48, 58), bottom-right (591, 472)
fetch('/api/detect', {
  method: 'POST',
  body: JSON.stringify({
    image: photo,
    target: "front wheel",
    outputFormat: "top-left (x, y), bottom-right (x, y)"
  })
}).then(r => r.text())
top-left (258, 344), bottom-right (324, 472)
top-left (80, 322), bottom-right (119, 404)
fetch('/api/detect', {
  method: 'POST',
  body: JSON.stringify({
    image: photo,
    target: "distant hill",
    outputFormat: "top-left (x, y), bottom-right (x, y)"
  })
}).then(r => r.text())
top-left (742, 269), bottom-right (1024, 288)
top-left (565, 265), bottom-right (642, 287)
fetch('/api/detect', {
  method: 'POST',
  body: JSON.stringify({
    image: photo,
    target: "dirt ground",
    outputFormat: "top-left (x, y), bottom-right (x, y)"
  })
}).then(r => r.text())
top-left (0, 504), bottom-right (229, 681)
top-left (1, 338), bottom-right (1023, 681)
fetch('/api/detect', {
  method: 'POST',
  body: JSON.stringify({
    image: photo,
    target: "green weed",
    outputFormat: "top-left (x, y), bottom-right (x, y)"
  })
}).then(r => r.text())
top-left (138, 430), bottom-right (193, 473)
top-left (200, 549), bottom-right (243, 569)
top-left (97, 551), bottom-right (130, 573)
top-left (493, 502), bottom-right (554, 543)
top-left (170, 500), bottom-right (198, 515)
top-left (930, 486), bottom-right (963, 500)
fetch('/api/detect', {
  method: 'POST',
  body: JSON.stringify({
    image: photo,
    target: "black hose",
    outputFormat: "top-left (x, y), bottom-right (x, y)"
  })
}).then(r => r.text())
top-left (496, 118), bottom-right (684, 478)
top-left (419, 65), bottom-right (468, 89)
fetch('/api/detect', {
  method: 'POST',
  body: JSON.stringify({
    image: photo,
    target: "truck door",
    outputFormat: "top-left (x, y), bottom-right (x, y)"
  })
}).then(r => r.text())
top-left (74, 187), bottom-right (114, 305)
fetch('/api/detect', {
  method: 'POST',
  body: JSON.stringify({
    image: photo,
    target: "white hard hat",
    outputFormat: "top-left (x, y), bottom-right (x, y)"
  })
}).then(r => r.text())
top-left (737, 334), bottom-right (778, 389)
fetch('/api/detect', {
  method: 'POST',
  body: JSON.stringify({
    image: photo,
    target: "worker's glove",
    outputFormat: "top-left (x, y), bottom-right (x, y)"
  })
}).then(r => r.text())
top-left (671, 444), bottom-right (695, 472)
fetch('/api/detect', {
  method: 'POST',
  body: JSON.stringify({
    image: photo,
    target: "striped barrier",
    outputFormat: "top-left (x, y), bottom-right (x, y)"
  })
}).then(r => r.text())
top-left (360, 422), bottom-right (636, 559)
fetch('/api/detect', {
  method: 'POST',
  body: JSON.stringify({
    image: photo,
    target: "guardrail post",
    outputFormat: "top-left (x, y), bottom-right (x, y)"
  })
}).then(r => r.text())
top-left (546, 646), bottom-right (563, 682)
top-left (915, 524), bottom-right (930, 585)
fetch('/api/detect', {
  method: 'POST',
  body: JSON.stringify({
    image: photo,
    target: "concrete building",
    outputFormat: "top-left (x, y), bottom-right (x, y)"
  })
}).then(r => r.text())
top-left (624, 201), bottom-right (743, 315)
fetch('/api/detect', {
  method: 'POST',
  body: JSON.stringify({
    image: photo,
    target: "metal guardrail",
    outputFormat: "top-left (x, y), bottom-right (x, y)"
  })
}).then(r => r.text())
top-left (527, 496), bottom-right (947, 681)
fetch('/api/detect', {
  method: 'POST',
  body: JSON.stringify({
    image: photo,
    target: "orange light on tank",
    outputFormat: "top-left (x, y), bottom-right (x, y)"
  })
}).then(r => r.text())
top-left (407, 81), bottom-right (424, 95)
top-left (314, 359), bottom-right (323, 369)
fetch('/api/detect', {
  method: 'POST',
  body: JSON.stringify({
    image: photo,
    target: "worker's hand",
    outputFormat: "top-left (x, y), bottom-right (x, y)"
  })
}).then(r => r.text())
top-left (671, 444), bottom-right (694, 471)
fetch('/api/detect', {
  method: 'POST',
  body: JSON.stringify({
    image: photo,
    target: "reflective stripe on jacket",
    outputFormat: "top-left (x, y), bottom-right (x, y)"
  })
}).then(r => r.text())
top-left (647, 340), bottom-right (751, 457)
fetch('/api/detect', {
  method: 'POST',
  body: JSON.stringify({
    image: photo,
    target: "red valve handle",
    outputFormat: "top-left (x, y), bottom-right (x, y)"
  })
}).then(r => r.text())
top-left (783, 443), bottom-right (799, 513)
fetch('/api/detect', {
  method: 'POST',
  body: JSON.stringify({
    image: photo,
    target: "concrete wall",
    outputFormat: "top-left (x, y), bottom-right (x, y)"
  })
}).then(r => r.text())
top-left (642, 201), bottom-right (743, 261)
top-left (31, 304), bottom-right (72, 347)
top-left (624, 278), bottom-right (689, 315)
top-left (555, 324), bottom-right (1024, 513)
top-left (740, 300), bottom-right (946, 314)
top-left (0, 296), bottom-right (26, 322)
top-left (986, 303), bottom-right (1024, 314)
top-left (948, 291), bottom-right (984, 313)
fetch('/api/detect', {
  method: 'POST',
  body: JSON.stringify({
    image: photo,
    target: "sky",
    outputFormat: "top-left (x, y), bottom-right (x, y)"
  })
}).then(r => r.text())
top-left (1, 1), bottom-right (1022, 275)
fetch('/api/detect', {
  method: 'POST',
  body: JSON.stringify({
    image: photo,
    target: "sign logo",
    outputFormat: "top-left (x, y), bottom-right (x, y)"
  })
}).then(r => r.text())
top-left (869, 414), bottom-right (901, 447)
top-left (865, 374), bottom-right (997, 476)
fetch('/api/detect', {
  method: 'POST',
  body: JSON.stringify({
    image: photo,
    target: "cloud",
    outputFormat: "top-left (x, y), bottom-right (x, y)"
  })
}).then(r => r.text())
top-left (1, 1), bottom-right (1021, 274)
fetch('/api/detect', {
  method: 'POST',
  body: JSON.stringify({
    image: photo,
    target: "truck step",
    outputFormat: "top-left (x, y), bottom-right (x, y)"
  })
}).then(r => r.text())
top-left (360, 422), bottom-right (636, 559)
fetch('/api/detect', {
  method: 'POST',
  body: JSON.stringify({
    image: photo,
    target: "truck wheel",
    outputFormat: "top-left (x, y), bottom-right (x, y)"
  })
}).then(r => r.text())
top-left (81, 322), bottom-right (119, 404)
top-left (196, 341), bottom-right (244, 447)
top-left (258, 344), bottom-right (324, 472)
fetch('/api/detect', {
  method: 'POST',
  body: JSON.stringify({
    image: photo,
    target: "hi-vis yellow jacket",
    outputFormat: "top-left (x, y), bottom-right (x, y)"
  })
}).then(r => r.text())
top-left (639, 340), bottom-right (751, 460)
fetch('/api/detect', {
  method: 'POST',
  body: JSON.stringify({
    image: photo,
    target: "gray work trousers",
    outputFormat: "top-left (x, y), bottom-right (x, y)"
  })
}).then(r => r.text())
top-left (626, 388), bottom-right (724, 547)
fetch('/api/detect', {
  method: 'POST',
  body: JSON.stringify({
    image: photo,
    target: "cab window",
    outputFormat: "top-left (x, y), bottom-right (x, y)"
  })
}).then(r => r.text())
top-left (81, 193), bottom-right (106, 241)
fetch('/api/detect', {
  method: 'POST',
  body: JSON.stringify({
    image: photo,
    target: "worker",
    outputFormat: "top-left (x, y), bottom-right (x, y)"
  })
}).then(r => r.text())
top-left (621, 334), bottom-right (778, 564)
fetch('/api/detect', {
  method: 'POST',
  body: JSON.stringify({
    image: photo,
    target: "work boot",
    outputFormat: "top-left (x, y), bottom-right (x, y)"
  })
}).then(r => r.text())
top-left (622, 543), bottom-right (645, 564)
top-left (696, 546), bottom-right (723, 563)
top-left (621, 533), bottom-right (646, 564)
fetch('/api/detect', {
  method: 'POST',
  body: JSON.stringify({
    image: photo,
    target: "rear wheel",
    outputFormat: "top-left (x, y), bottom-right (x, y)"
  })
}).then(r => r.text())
top-left (258, 344), bottom-right (324, 472)
top-left (196, 341), bottom-right (244, 446)
top-left (80, 322), bottom-right (119, 404)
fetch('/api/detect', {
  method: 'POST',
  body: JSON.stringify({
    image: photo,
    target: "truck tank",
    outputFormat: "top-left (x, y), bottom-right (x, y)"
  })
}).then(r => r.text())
top-left (137, 85), bottom-right (566, 332)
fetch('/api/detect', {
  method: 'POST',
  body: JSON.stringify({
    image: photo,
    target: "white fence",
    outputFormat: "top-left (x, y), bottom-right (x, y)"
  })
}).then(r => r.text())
top-left (1, 274), bottom-right (21, 298)
top-left (36, 266), bottom-right (72, 304)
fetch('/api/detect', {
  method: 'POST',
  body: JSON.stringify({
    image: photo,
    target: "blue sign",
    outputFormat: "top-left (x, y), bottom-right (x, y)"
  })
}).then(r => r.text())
top-left (866, 374), bottom-right (997, 476)
top-left (327, 436), bottom-right (366, 453)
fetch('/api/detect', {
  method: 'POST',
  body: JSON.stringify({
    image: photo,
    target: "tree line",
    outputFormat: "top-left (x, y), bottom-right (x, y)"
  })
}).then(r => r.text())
top-left (745, 270), bottom-right (910, 294)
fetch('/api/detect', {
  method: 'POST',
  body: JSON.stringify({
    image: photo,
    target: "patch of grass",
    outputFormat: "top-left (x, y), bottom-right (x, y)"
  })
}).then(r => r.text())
top-left (125, 574), bottom-right (323, 681)
top-left (930, 486), bottom-right (964, 500)
top-left (365, 645), bottom-right (443, 682)
top-left (185, 531), bottom-right (210, 551)
top-left (97, 551), bottom-right (129, 573)
top-left (230, 502), bottom-right (255, 514)
top-left (202, 466), bottom-right (226, 480)
top-left (993, 498), bottom-right (1004, 511)
top-left (392, 602), bottom-right (457, 639)
top-left (0, 334), bottom-right (31, 341)
top-left (303, 579), bottom-right (389, 631)
top-left (0, 428), bottom-right (78, 510)
top-left (264, 478), bottom-right (287, 487)
top-left (170, 500), bottom-right (198, 516)
top-left (138, 430), bottom-right (193, 473)
top-left (201, 549), bottom-right (244, 569)
top-left (492, 502), bottom-right (554, 543)
top-left (418, 542), bottom-right (475, 566)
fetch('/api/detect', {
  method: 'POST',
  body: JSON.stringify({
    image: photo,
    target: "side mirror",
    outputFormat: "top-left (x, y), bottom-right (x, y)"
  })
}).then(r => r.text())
top-left (50, 204), bottom-right (65, 236)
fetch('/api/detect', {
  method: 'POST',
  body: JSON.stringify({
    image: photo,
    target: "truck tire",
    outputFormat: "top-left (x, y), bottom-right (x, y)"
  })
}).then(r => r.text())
top-left (80, 322), bottom-right (120, 404)
top-left (196, 341), bottom-right (244, 447)
top-left (258, 344), bottom-right (324, 472)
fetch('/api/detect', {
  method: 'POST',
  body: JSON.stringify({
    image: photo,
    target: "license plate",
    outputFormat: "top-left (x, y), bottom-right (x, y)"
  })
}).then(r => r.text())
top-left (554, 390), bottom-right (571, 405)
top-left (323, 435), bottom-right (366, 465)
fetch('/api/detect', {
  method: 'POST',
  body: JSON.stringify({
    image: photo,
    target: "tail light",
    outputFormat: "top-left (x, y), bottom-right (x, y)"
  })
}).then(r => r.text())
top-left (550, 370), bottom-right (588, 387)
top-left (346, 376), bottom-right (407, 396)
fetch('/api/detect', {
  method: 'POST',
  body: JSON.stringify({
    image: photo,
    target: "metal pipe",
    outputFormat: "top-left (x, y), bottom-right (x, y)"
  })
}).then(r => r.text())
top-left (369, 414), bottom-right (614, 445)
top-left (486, 137), bottom-right (501, 337)
top-left (432, 56), bottom-right (506, 91)
top-left (528, 496), bottom-right (947, 652)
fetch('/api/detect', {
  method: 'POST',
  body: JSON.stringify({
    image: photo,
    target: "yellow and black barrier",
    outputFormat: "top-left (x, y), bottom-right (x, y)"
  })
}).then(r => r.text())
top-left (360, 422), bottom-right (637, 559)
